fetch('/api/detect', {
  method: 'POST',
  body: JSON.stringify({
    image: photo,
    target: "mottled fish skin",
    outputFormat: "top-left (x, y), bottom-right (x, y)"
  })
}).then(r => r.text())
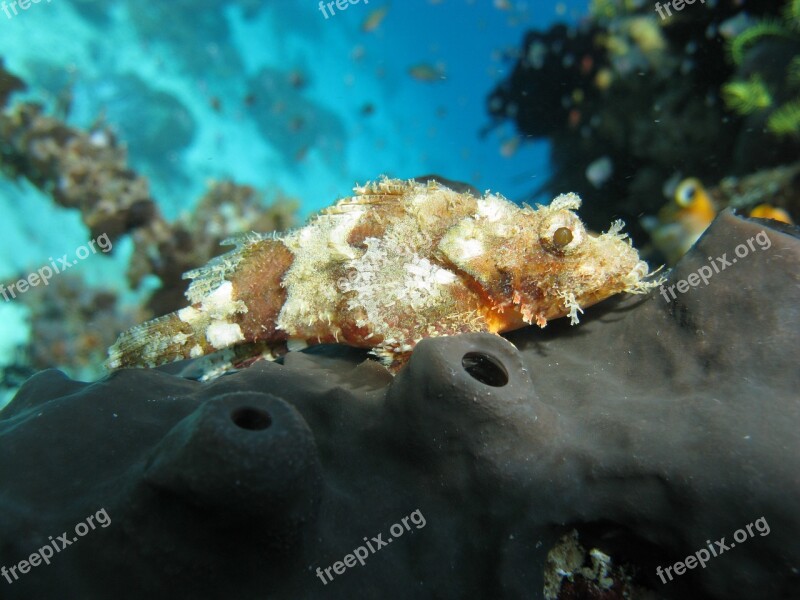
top-left (107, 177), bottom-right (659, 375)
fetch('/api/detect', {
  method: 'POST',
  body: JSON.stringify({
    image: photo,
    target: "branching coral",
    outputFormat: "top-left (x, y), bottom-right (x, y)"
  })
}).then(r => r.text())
top-left (0, 102), bottom-right (157, 241)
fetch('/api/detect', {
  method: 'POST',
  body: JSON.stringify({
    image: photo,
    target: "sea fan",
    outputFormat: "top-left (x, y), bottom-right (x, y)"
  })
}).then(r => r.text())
top-left (728, 19), bottom-right (793, 65)
top-left (785, 0), bottom-right (800, 29)
top-left (788, 56), bottom-right (800, 87)
top-left (721, 77), bottom-right (773, 115)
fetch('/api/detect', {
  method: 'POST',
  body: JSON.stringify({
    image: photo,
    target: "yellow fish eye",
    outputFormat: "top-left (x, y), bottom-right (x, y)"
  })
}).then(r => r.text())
top-left (553, 226), bottom-right (574, 247)
top-left (675, 179), bottom-right (700, 207)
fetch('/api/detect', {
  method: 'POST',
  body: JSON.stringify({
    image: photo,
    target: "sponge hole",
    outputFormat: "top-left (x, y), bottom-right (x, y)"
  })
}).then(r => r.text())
top-left (461, 352), bottom-right (509, 387)
top-left (230, 407), bottom-right (272, 430)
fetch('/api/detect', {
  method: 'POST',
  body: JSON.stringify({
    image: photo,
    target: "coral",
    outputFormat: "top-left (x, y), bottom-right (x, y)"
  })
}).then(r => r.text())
top-left (0, 102), bottom-right (157, 242)
top-left (543, 531), bottom-right (644, 600)
top-left (721, 2), bottom-right (800, 141)
top-left (788, 55), bottom-right (800, 85)
top-left (1, 212), bottom-right (798, 599)
top-left (487, 23), bottom-right (608, 140)
top-left (0, 62), bottom-right (297, 312)
top-left (589, 0), bottom-right (639, 22)
top-left (8, 273), bottom-right (143, 381)
top-left (787, 0), bottom-right (800, 24)
top-left (487, 9), bottom-right (734, 240)
top-left (727, 18), bottom-right (794, 65)
top-left (0, 58), bottom-right (25, 109)
top-left (721, 76), bottom-right (773, 115)
top-left (767, 97), bottom-right (800, 135)
top-left (184, 180), bottom-right (297, 242)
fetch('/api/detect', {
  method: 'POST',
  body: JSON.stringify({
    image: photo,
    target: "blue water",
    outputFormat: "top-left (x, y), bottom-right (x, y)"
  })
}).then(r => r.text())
top-left (0, 0), bottom-right (588, 399)
top-left (1, 0), bottom-right (589, 215)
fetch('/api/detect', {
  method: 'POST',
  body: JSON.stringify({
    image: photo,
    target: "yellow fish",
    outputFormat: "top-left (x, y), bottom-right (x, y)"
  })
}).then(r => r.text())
top-left (749, 204), bottom-right (793, 224)
top-left (408, 63), bottom-right (444, 82)
top-left (361, 5), bottom-right (389, 32)
top-left (642, 177), bottom-right (716, 264)
top-left (645, 167), bottom-right (797, 263)
top-left (108, 178), bottom-right (658, 376)
top-left (670, 177), bottom-right (716, 224)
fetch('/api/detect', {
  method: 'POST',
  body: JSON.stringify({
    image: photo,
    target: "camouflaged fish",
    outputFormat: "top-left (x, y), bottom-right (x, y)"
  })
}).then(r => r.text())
top-left (107, 177), bottom-right (658, 376)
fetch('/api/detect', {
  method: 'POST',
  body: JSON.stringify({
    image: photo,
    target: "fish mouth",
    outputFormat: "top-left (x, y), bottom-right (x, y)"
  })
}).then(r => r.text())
top-left (622, 260), bottom-right (665, 294)
top-left (627, 260), bottom-right (650, 283)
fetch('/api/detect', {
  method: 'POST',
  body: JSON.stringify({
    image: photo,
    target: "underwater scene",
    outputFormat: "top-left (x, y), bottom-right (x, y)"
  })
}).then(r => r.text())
top-left (0, 0), bottom-right (798, 598)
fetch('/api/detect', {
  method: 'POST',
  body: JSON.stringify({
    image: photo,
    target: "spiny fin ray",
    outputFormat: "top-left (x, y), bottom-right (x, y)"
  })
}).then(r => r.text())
top-left (183, 232), bottom-right (269, 304)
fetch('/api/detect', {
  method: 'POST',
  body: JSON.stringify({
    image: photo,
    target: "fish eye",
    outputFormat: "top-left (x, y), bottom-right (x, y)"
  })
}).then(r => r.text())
top-left (539, 211), bottom-right (585, 255)
top-left (675, 180), bottom-right (697, 207)
top-left (553, 227), bottom-right (573, 247)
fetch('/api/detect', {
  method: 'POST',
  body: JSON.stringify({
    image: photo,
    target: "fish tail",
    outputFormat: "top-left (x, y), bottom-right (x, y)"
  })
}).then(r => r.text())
top-left (107, 235), bottom-right (295, 372)
top-left (106, 308), bottom-right (216, 369)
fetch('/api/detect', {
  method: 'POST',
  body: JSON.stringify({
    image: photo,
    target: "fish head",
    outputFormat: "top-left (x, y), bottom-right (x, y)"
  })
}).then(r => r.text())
top-left (664, 177), bottom-right (716, 224)
top-left (521, 193), bottom-right (652, 323)
top-left (439, 192), bottom-right (652, 331)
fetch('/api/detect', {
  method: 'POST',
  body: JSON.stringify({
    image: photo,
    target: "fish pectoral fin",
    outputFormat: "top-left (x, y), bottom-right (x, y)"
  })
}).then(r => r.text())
top-left (176, 341), bottom-right (285, 381)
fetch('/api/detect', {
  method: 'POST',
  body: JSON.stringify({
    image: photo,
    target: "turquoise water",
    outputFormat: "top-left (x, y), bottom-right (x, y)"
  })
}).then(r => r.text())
top-left (0, 1), bottom-right (587, 397)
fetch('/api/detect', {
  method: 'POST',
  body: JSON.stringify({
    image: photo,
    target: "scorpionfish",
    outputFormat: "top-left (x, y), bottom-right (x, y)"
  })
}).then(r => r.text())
top-left (107, 177), bottom-right (657, 376)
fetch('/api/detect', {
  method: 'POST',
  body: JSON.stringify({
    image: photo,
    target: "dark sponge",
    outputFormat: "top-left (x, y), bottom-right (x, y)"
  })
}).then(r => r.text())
top-left (0, 210), bottom-right (797, 599)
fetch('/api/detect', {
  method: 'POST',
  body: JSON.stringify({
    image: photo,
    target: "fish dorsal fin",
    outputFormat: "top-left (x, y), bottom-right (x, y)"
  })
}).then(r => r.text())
top-left (183, 232), bottom-right (270, 304)
top-left (319, 177), bottom-right (414, 217)
top-left (320, 176), bottom-right (472, 221)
